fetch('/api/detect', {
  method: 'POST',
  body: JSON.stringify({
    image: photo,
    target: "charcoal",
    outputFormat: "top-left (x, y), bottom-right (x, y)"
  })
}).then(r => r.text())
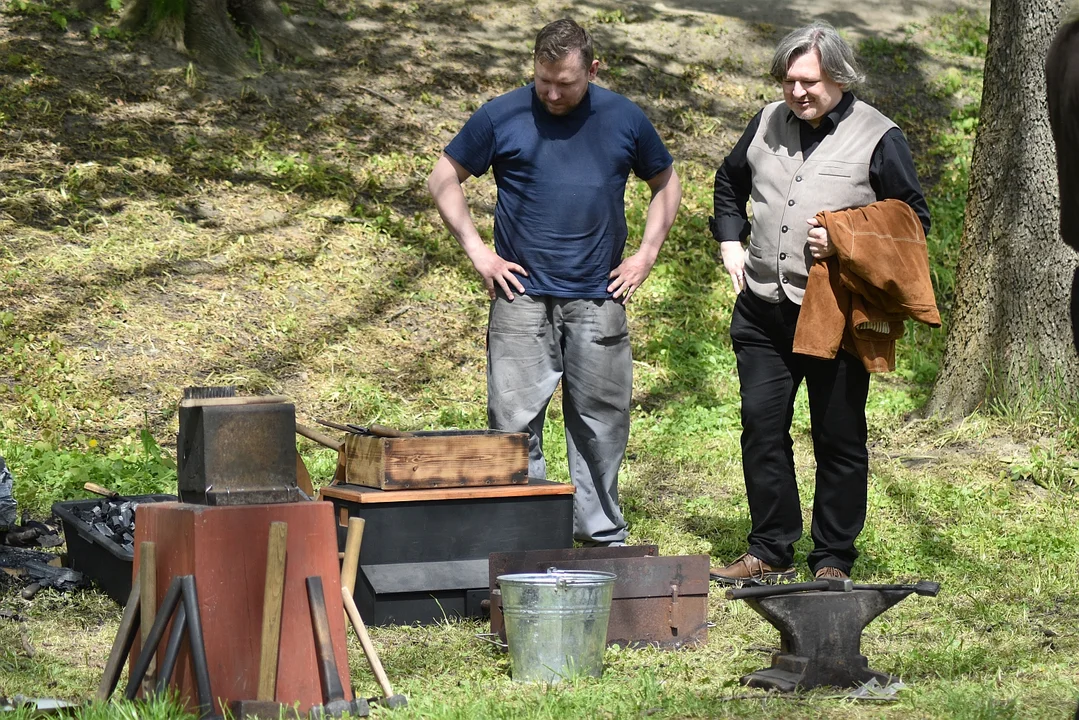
top-left (62, 495), bottom-right (169, 553)
top-left (23, 560), bottom-right (87, 591)
top-left (35, 534), bottom-right (63, 549)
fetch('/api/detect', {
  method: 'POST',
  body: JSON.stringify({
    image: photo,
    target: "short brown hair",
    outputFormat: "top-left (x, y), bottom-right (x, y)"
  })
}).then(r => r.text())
top-left (534, 18), bottom-right (593, 68)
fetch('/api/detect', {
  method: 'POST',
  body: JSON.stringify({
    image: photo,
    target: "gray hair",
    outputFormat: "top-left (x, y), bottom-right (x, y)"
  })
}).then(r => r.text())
top-left (769, 22), bottom-right (865, 88)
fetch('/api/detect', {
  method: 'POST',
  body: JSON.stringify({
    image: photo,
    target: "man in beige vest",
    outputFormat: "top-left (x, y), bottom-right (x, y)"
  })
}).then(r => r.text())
top-left (709, 22), bottom-right (930, 583)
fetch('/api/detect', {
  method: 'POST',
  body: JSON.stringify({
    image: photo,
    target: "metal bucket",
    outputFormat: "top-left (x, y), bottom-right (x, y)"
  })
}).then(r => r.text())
top-left (497, 569), bottom-right (616, 683)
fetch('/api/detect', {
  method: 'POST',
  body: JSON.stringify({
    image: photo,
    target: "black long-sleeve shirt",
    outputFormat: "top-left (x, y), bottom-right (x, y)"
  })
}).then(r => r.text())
top-left (711, 92), bottom-right (931, 243)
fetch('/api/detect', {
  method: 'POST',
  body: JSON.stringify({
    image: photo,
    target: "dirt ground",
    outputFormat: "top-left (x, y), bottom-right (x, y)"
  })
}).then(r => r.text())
top-left (0, 0), bottom-right (989, 446)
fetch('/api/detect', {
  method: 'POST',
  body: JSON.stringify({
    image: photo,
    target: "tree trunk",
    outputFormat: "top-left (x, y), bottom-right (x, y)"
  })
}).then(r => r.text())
top-left (185, 0), bottom-right (253, 76)
top-left (109, 0), bottom-right (325, 76)
top-left (926, 0), bottom-right (1079, 418)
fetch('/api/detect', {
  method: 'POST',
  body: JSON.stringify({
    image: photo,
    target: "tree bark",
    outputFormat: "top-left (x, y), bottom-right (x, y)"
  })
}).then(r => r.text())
top-left (926, 0), bottom-right (1079, 418)
top-left (105, 0), bottom-right (325, 76)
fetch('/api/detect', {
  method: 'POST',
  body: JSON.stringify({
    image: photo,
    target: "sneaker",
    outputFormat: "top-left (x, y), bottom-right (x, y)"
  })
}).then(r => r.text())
top-left (814, 566), bottom-right (849, 580)
top-left (710, 553), bottom-right (797, 585)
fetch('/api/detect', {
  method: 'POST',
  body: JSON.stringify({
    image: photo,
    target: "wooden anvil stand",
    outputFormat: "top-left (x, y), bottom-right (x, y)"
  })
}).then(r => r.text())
top-left (131, 501), bottom-right (352, 716)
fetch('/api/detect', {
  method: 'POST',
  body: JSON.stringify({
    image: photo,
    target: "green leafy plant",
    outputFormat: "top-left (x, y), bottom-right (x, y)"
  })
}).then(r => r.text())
top-left (2, 430), bottom-right (176, 515)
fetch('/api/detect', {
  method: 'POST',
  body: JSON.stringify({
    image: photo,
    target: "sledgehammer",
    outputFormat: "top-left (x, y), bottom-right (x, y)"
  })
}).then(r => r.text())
top-left (305, 576), bottom-right (370, 719)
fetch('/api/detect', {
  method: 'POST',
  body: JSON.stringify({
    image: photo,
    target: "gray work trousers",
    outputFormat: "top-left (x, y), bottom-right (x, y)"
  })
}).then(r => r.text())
top-left (487, 295), bottom-right (631, 544)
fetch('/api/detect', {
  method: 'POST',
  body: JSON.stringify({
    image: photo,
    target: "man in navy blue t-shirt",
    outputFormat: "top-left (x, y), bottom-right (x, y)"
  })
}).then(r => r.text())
top-left (427, 18), bottom-right (681, 545)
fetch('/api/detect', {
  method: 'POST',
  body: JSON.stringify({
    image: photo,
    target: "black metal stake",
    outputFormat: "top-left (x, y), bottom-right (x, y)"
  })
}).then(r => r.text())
top-left (124, 576), bottom-right (185, 700)
top-left (155, 603), bottom-right (187, 696)
top-left (180, 575), bottom-right (215, 719)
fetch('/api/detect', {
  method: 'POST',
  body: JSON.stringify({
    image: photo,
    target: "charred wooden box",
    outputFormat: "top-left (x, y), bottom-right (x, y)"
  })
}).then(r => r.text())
top-left (321, 479), bottom-right (574, 625)
top-left (343, 429), bottom-right (528, 490)
top-left (489, 546), bottom-right (710, 649)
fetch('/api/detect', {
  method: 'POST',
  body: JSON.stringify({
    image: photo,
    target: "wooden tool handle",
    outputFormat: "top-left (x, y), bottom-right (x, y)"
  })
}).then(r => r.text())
top-left (179, 395), bottom-right (290, 408)
top-left (342, 585), bottom-right (395, 698)
top-left (85, 482), bottom-right (119, 499)
top-left (296, 424), bottom-right (343, 451)
top-left (340, 518), bottom-right (365, 598)
top-left (139, 542), bottom-right (157, 695)
top-left (258, 522), bottom-right (288, 702)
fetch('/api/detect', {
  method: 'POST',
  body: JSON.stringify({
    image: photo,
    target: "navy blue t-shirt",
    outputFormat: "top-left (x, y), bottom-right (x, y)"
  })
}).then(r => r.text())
top-left (445, 83), bottom-right (673, 298)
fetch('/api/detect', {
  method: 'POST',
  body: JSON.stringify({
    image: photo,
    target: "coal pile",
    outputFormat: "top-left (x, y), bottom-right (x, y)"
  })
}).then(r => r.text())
top-left (68, 498), bottom-right (146, 555)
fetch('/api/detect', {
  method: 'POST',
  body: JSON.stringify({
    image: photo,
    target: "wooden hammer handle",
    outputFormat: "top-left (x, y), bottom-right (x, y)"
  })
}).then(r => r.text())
top-left (258, 522), bottom-right (288, 702)
top-left (296, 424), bottom-right (343, 451)
top-left (340, 518), bottom-right (365, 598)
top-left (85, 482), bottom-right (119, 500)
top-left (342, 585), bottom-right (395, 698)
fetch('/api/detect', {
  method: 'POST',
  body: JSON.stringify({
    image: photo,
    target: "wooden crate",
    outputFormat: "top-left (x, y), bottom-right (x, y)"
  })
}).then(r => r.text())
top-left (488, 547), bottom-right (710, 650)
top-left (343, 429), bottom-right (528, 490)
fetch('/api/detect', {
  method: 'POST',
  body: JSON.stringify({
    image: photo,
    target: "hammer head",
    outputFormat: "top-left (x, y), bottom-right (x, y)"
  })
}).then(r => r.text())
top-left (372, 694), bottom-right (408, 710)
top-left (308, 697), bottom-right (370, 719)
top-left (823, 578), bottom-right (853, 592)
top-left (913, 580), bottom-right (941, 596)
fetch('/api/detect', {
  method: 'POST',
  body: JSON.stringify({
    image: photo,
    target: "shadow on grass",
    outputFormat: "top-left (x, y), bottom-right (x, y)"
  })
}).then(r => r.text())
top-left (0, 1), bottom-right (972, 446)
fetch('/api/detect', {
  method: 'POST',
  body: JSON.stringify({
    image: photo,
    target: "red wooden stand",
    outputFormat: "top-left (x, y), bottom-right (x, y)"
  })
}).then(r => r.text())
top-left (132, 501), bottom-right (351, 715)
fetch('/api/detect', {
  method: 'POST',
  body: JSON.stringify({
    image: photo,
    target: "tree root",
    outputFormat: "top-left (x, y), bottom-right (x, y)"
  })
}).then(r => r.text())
top-left (229, 0), bottom-right (328, 62)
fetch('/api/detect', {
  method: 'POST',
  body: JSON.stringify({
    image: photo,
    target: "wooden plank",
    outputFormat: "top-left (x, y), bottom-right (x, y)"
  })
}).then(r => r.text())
top-left (257, 522), bottom-right (288, 702)
top-left (321, 479), bottom-right (574, 504)
top-left (489, 546), bottom-right (659, 591)
top-left (343, 435), bottom-right (384, 488)
top-left (342, 431), bottom-right (528, 490)
top-left (139, 542), bottom-right (157, 696)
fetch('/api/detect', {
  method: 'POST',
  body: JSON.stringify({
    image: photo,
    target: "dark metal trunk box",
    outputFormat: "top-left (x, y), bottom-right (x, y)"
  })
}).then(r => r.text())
top-left (320, 479), bottom-right (575, 625)
top-left (488, 546), bottom-right (711, 649)
top-left (52, 494), bottom-right (176, 604)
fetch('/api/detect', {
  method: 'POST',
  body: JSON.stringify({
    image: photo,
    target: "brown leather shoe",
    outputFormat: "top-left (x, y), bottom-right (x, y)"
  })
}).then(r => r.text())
top-left (814, 566), bottom-right (849, 580)
top-left (710, 553), bottom-right (797, 585)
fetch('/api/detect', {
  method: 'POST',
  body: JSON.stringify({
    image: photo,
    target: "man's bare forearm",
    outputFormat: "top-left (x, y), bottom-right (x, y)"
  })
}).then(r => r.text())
top-left (427, 154), bottom-right (487, 261)
top-left (639, 166), bottom-right (682, 260)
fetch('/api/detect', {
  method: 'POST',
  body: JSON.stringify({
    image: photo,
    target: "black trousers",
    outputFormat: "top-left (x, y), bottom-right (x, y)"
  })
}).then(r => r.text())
top-left (730, 289), bottom-right (870, 574)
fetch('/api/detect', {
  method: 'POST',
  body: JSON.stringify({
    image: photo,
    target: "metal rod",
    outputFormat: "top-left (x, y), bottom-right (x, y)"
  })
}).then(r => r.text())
top-left (852, 580), bottom-right (941, 596)
top-left (316, 419), bottom-right (355, 434)
top-left (95, 578), bottom-right (141, 702)
top-left (124, 576), bottom-right (184, 700)
top-left (725, 578), bottom-right (851, 600)
top-left (180, 575), bottom-right (215, 719)
top-left (155, 603), bottom-right (187, 696)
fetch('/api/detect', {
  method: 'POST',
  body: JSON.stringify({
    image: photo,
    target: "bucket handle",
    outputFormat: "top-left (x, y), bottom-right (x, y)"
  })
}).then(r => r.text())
top-left (546, 566), bottom-right (568, 589)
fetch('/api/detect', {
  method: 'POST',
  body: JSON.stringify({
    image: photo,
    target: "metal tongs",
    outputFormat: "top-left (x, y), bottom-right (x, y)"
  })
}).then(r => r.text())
top-left (316, 419), bottom-right (414, 438)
